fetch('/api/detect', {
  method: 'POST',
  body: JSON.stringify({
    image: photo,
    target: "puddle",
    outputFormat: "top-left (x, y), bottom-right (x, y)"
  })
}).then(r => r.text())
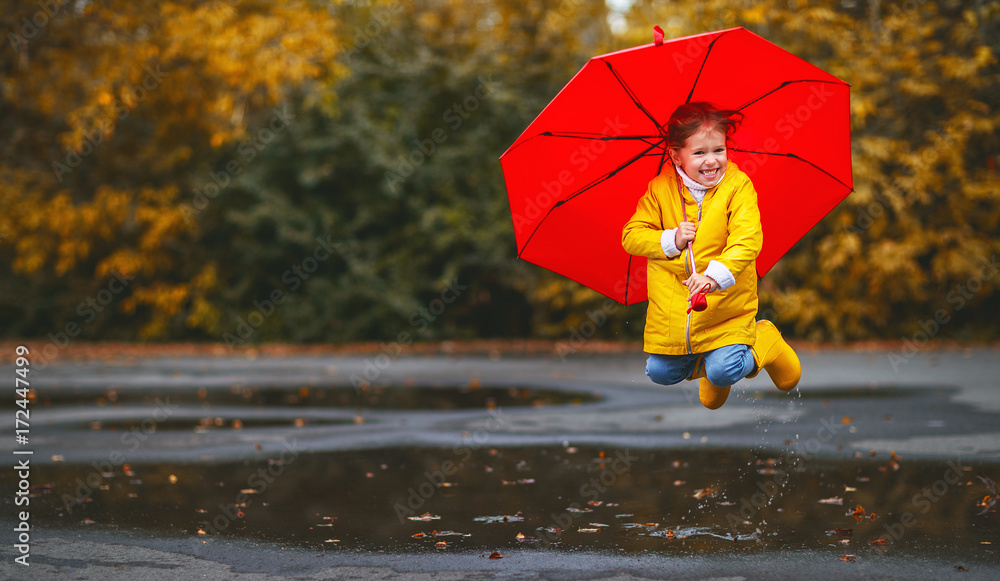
top-left (20, 384), bottom-right (600, 410)
top-left (752, 385), bottom-right (928, 401)
top-left (8, 446), bottom-right (998, 560)
top-left (68, 416), bottom-right (354, 432)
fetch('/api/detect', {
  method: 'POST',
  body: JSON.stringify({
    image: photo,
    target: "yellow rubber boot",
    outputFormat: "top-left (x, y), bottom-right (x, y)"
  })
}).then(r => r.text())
top-left (751, 320), bottom-right (800, 391)
top-left (698, 378), bottom-right (731, 410)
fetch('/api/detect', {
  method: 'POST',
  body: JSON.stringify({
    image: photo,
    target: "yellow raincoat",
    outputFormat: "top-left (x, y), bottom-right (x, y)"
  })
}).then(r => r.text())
top-left (622, 161), bottom-right (762, 355)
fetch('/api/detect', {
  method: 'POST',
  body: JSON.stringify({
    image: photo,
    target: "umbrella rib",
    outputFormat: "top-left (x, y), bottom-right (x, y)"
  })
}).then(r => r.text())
top-left (517, 139), bottom-right (664, 258)
top-left (503, 132), bottom-right (664, 155)
top-left (556, 139), bottom-right (664, 205)
top-left (539, 132), bottom-right (663, 141)
top-left (603, 60), bottom-right (663, 129)
top-left (737, 79), bottom-right (846, 111)
top-left (625, 254), bottom-right (633, 304)
top-left (730, 148), bottom-right (854, 192)
top-left (685, 30), bottom-right (735, 103)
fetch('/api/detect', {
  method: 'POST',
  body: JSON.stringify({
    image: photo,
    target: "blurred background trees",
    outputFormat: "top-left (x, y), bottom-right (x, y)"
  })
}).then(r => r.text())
top-left (2, 0), bottom-right (998, 345)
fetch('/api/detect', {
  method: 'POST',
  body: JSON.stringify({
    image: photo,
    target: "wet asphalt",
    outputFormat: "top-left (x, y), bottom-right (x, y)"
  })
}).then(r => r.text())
top-left (2, 345), bottom-right (999, 580)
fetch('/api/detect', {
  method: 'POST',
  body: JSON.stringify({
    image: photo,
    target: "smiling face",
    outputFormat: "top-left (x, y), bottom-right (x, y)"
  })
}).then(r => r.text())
top-left (669, 124), bottom-right (728, 188)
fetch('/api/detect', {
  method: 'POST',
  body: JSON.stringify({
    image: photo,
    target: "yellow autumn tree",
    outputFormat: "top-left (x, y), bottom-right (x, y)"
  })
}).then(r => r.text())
top-left (0, 0), bottom-right (347, 339)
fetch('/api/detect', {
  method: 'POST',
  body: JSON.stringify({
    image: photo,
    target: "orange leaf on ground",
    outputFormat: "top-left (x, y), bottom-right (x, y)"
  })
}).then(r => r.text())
top-left (489, 551), bottom-right (503, 559)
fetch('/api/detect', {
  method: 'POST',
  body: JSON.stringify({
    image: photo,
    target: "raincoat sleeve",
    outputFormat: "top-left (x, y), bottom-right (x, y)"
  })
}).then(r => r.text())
top-left (622, 182), bottom-right (674, 260)
top-left (713, 178), bottom-right (763, 278)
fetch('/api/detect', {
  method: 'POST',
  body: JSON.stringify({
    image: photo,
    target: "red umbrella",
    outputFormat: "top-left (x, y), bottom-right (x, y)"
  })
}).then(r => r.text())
top-left (500, 26), bottom-right (853, 304)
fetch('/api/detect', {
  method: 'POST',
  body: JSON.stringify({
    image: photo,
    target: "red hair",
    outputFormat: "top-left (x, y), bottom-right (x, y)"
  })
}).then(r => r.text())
top-left (665, 102), bottom-right (743, 151)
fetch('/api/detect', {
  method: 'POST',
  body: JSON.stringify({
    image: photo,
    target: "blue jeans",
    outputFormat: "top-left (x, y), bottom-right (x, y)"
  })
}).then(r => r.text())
top-left (646, 344), bottom-right (755, 387)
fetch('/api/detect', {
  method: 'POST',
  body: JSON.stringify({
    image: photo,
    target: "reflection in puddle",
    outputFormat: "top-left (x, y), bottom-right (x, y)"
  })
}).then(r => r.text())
top-left (26, 384), bottom-right (600, 410)
top-left (75, 416), bottom-right (354, 432)
top-left (7, 446), bottom-right (998, 560)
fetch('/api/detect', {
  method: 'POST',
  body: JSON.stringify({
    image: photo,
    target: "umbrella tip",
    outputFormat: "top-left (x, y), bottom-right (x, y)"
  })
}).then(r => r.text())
top-left (653, 26), bottom-right (664, 46)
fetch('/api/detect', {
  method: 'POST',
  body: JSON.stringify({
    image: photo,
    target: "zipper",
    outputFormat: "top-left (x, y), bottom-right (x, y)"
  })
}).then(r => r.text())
top-left (684, 199), bottom-right (704, 355)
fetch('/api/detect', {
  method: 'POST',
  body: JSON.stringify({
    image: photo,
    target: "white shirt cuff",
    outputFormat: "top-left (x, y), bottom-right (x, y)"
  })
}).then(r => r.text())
top-left (705, 260), bottom-right (735, 290)
top-left (660, 229), bottom-right (680, 258)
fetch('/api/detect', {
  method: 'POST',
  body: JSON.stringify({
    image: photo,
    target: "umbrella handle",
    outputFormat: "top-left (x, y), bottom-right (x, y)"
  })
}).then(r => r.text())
top-left (675, 168), bottom-right (700, 278)
top-left (675, 168), bottom-right (710, 313)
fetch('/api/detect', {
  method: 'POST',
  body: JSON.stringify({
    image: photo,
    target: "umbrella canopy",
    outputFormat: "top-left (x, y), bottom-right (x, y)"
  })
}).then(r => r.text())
top-left (500, 27), bottom-right (853, 305)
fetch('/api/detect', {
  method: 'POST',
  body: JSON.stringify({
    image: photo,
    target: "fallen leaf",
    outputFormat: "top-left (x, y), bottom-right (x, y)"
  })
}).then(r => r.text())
top-left (577, 527), bottom-right (600, 533)
top-left (840, 555), bottom-right (856, 562)
top-left (871, 538), bottom-right (888, 545)
top-left (841, 417), bottom-right (851, 425)
top-left (407, 513), bottom-right (441, 522)
top-left (515, 532), bottom-right (524, 540)
top-left (955, 565), bottom-right (968, 572)
top-left (693, 488), bottom-right (716, 500)
top-left (849, 505), bottom-right (866, 523)
top-left (168, 474), bottom-right (178, 484)
top-left (976, 474), bottom-right (999, 515)
top-left (489, 551), bottom-right (503, 559)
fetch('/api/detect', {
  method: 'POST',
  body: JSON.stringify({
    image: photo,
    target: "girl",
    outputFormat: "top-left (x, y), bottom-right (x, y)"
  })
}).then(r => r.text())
top-left (621, 102), bottom-right (800, 410)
